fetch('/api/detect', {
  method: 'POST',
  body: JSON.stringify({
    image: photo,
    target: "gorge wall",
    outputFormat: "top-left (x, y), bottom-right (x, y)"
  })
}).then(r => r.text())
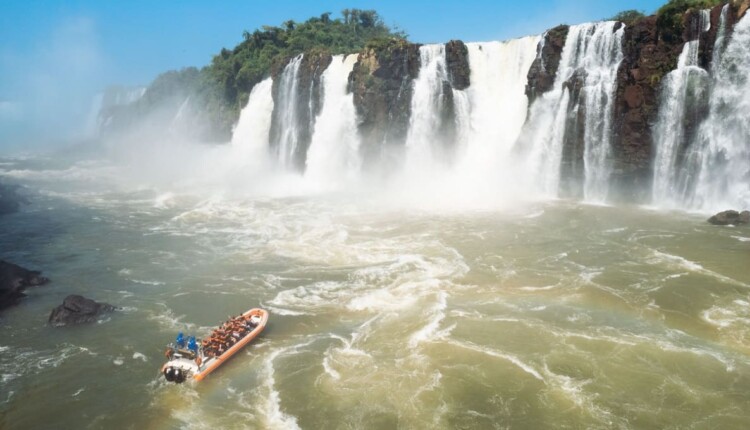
top-left (102, 1), bottom-right (750, 211)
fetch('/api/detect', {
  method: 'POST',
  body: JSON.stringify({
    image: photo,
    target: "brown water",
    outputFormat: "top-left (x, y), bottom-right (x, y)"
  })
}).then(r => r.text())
top-left (1, 156), bottom-right (750, 429)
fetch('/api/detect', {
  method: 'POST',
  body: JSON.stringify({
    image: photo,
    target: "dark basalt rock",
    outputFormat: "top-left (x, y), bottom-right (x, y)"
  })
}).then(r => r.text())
top-left (0, 182), bottom-right (27, 216)
top-left (708, 210), bottom-right (750, 226)
top-left (0, 260), bottom-right (49, 311)
top-left (609, 16), bottom-right (681, 203)
top-left (445, 40), bottom-right (470, 90)
top-left (349, 39), bottom-right (421, 169)
top-left (526, 25), bottom-right (569, 104)
top-left (48, 295), bottom-right (116, 326)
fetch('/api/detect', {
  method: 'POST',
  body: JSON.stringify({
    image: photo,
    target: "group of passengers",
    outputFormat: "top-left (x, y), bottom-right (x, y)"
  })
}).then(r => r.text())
top-left (201, 315), bottom-right (257, 358)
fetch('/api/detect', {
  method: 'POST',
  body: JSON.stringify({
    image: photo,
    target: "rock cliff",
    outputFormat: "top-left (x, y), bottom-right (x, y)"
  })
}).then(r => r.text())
top-left (348, 39), bottom-right (421, 169)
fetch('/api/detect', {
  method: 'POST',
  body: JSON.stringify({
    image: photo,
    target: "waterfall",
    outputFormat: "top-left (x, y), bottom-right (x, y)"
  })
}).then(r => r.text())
top-left (231, 78), bottom-right (274, 166)
top-left (462, 37), bottom-right (540, 166)
top-left (404, 44), bottom-right (452, 173)
top-left (272, 54), bottom-right (304, 169)
top-left (652, 11), bottom-right (712, 207)
top-left (578, 23), bottom-right (625, 202)
top-left (690, 13), bottom-right (750, 210)
top-left (396, 37), bottom-right (539, 205)
top-left (520, 22), bottom-right (624, 201)
top-left (305, 55), bottom-right (360, 188)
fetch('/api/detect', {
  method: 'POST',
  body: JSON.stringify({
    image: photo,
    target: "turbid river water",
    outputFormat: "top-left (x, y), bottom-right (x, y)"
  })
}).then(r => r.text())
top-left (1, 153), bottom-right (749, 429)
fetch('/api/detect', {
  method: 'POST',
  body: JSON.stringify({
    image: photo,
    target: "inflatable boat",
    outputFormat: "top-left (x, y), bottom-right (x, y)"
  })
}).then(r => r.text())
top-left (161, 308), bottom-right (268, 383)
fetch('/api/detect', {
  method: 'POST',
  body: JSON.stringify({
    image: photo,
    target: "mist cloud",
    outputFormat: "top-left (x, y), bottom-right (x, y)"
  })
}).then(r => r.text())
top-left (0, 15), bottom-right (106, 151)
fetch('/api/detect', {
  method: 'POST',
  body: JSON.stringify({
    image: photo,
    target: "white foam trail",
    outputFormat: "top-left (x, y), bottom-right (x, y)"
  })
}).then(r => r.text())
top-left (447, 339), bottom-right (544, 381)
top-left (649, 250), bottom-right (750, 288)
top-left (259, 340), bottom-right (319, 430)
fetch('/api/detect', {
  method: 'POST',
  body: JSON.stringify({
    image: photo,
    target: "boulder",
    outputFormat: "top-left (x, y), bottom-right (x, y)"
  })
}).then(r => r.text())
top-left (707, 210), bottom-right (750, 226)
top-left (48, 295), bottom-right (116, 326)
top-left (0, 260), bottom-right (49, 310)
top-left (0, 182), bottom-right (27, 216)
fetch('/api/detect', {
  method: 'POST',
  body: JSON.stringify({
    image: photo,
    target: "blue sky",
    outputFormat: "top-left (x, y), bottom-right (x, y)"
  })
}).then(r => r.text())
top-left (0, 0), bottom-right (665, 148)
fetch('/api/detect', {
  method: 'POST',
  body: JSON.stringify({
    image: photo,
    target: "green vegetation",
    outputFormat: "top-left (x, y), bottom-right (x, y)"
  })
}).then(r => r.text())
top-left (121, 9), bottom-right (406, 140)
top-left (610, 10), bottom-right (647, 25)
top-left (208, 9), bottom-right (405, 112)
top-left (656, 0), bottom-right (725, 41)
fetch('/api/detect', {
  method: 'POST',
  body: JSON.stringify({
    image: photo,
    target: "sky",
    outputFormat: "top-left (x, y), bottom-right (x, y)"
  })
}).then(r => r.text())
top-left (0, 0), bottom-right (666, 148)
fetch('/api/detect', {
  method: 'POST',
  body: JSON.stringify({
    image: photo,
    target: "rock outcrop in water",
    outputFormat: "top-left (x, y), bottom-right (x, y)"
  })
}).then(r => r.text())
top-left (707, 210), bottom-right (750, 225)
top-left (349, 39), bottom-right (421, 167)
top-left (48, 295), bottom-right (116, 326)
top-left (0, 182), bottom-right (27, 216)
top-left (0, 261), bottom-right (50, 311)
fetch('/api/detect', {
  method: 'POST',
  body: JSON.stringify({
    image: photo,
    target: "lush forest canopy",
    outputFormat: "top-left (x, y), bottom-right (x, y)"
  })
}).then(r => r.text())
top-left (112, 9), bottom-right (405, 139)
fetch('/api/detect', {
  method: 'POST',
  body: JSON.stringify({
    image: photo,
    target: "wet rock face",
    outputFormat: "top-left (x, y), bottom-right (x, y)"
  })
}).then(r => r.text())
top-left (269, 52), bottom-right (333, 172)
top-left (708, 210), bottom-right (750, 225)
top-left (49, 295), bottom-right (116, 326)
top-left (526, 25), bottom-right (569, 104)
top-left (445, 40), bottom-right (470, 90)
top-left (349, 39), bottom-right (421, 169)
top-left (610, 16), bottom-right (681, 203)
top-left (0, 261), bottom-right (49, 311)
top-left (609, 4), bottom-right (742, 204)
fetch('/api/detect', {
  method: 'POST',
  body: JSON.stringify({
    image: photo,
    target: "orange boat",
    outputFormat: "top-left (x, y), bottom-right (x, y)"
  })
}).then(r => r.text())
top-left (161, 308), bottom-right (268, 383)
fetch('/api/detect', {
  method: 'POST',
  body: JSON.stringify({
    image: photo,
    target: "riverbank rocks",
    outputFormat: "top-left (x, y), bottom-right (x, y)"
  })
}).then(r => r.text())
top-left (0, 261), bottom-right (50, 311)
top-left (0, 182), bottom-right (27, 216)
top-left (707, 210), bottom-right (750, 226)
top-left (49, 295), bottom-right (116, 326)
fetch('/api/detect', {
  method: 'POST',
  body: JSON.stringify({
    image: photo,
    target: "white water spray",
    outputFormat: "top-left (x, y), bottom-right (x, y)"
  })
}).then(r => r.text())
top-left (305, 55), bottom-right (361, 189)
top-left (231, 78), bottom-right (274, 168)
top-left (652, 10), bottom-right (712, 207)
top-left (691, 13), bottom-right (750, 210)
top-left (274, 55), bottom-right (304, 169)
top-left (520, 23), bottom-right (624, 201)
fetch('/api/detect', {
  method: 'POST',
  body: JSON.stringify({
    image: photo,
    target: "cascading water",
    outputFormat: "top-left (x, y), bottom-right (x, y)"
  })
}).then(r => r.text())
top-left (305, 55), bottom-right (361, 188)
top-left (396, 37), bottom-right (539, 206)
top-left (462, 37), bottom-right (540, 169)
top-left (652, 10), bottom-right (712, 207)
top-left (272, 54), bottom-right (304, 169)
top-left (520, 22), bottom-right (624, 201)
top-left (690, 13), bottom-right (750, 210)
top-left (230, 78), bottom-right (274, 166)
top-left (404, 44), bottom-right (452, 174)
top-left (578, 23), bottom-right (625, 202)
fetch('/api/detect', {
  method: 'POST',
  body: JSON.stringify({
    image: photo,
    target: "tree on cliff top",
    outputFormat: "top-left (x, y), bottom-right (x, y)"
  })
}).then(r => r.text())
top-left (208, 9), bottom-right (406, 110)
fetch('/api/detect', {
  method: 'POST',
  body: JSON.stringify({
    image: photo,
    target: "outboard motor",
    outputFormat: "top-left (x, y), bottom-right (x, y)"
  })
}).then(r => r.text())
top-left (164, 367), bottom-right (176, 382)
top-left (173, 368), bottom-right (186, 383)
top-left (163, 366), bottom-right (187, 383)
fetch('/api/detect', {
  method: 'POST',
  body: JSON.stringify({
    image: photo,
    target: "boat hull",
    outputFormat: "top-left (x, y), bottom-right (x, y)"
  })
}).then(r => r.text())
top-left (161, 308), bottom-right (268, 382)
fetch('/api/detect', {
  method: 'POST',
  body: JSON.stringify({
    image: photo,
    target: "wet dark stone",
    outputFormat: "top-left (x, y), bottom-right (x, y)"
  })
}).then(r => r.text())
top-left (49, 295), bottom-right (116, 326)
